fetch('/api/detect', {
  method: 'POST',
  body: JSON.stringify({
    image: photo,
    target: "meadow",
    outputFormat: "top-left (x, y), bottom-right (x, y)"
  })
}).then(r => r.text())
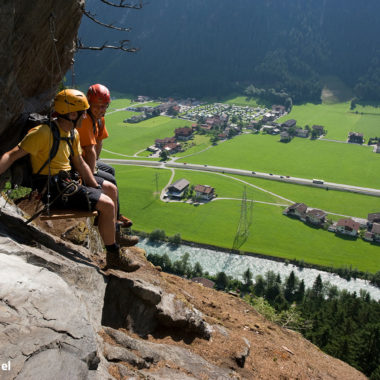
top-left (115, 165), bottom-right (380, 273)
top-left (278, 102), bottom-right (380, 141)
top-left (102, 97), bottom-right (380, 273)
top-left (176, 133), bottom-right (380, 189)
top-left (103, 112), bottom-right (193, 156)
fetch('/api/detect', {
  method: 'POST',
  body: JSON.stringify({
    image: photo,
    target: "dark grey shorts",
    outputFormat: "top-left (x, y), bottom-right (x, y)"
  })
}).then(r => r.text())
top-left (36, 173), bottom-right (102, 211)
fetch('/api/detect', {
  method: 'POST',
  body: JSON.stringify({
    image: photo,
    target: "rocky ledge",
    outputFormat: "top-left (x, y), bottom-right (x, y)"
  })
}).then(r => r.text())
top-left (0, 197), bottom-right (366, 379)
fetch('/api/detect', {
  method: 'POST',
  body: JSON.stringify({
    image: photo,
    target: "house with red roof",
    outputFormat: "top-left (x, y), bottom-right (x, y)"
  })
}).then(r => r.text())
top-left (194, 185), bottom-right (215, 201)
top-left (336, 218), bottom-right (360, 237)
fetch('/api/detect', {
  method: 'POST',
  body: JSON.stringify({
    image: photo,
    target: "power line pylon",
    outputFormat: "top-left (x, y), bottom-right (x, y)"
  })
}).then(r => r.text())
top-left (232, 186), bottom-right (253, 250)
top-left (153, 172), bottom-right (160, 198)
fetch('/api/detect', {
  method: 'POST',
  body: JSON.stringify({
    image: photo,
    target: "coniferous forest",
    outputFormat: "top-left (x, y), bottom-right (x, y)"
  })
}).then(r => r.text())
top-left (147, 252), bottom-right (380, 379)
top-left (76, 0), bottom-right (380, 103)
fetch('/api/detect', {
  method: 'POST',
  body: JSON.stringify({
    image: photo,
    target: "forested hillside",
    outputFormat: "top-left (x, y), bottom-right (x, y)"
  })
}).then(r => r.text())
top-left (75, 0), bottom-right (380, 103)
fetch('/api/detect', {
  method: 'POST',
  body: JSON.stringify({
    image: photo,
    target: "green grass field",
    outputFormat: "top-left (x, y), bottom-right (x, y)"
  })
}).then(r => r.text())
top-left (176, 133), bottom-right (380, 189)
top-left (278, 102), bottom-right (380, 141)
top-left (115, 165), bottom-right (380, 273)
top-left (173, 135), bottom-right (212, 157)
top-left (103, 113), bottom-right (192, 156)
top-left (108, 97), bottom-right (135, 109)
top-left (221, 95), bottom-right (261, 107)
top-left (101, 96), bottom-right (380, 272)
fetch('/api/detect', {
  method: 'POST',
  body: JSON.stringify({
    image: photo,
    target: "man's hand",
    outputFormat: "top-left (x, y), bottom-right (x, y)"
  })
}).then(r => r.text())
top-left (72, 154), bottom-right (99, 188)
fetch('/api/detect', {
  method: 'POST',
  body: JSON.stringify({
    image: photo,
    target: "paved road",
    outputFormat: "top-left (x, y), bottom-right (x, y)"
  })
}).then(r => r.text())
top-left (101, 158), bottom-right (380, 197)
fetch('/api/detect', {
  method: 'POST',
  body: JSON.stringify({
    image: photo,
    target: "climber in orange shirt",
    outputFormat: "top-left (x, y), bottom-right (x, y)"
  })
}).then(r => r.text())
top-left (77, 84), bottom-right (134, 229)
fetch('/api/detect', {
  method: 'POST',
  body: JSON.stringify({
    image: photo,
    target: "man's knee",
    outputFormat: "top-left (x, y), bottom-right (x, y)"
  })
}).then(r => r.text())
top-left (96, 193), bottom-right (115, 213)
top-left (102, 180), bottom-right (117, 194)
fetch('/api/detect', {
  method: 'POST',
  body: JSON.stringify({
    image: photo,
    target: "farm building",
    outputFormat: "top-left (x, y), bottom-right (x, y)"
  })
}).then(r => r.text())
top-left (348, 132), bottom-right (364, 144)
top-left (191, 277), bottom-right (215, 288)
top-left (194, 185), bottom-right (215, 201)
top-left (280, 131), bottom-right (291, 142)
top-left (167, 179), bottom-right (190, 199)
top-left (282, 119), bottom-right (297, 129)
top-left (283, 203), bottom-right (307, 220)
top-left (164, 143), bottom-right (181, 154)
top-left (295, 128), bottom-right (309, 138)
top-left (272, 105), bottom-right (286, 115)
top-left (335, 219), bottom-right (360, 237)
top-left (175, 127), bottom-right (193, 141)
top-left (368, 212), bottom-right (380, 225)
top-left (262, 125), bottom-right (279, 134)
top-left (306, 209), bottom-right (327, 225)
top-left (155, 137), bottom-right (176, 148)
top-left (312, 125), bottom-right (325, 136)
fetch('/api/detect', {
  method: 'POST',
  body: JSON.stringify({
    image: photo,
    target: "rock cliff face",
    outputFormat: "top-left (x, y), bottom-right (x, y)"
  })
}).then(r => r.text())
top-left (0, 197), bottom-right (367, 379)
top-left (0, 0), bottom-right (84, 152)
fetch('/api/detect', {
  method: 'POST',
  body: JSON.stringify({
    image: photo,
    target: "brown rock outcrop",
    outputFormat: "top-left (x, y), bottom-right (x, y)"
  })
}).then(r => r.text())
top-left (0, 0), bottom-right (84, 152)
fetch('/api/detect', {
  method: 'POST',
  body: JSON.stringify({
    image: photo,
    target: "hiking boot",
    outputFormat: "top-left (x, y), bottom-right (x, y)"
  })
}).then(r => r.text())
top-left (117, 214), bottom-right (133, 228)
top-left (116, 230), bottom-right (139, 247)
top-left (105, 250), bottom-right (140, 272)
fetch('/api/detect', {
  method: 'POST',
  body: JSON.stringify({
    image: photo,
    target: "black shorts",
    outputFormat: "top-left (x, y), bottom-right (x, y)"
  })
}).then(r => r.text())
top-left (97, 161), bottom-right (115, 176)
top-left (35, 173), bottom-right (102, 212)
top-left (94, 170), bottom-right (117, 186)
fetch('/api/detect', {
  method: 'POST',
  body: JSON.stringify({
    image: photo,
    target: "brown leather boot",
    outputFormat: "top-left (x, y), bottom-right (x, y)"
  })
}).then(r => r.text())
top-left (116, 230), bottom-right (139, 247)
top-left (117, 214), bottom-right (133, 228)
top-left (105, 250), bottom-right (140, 272)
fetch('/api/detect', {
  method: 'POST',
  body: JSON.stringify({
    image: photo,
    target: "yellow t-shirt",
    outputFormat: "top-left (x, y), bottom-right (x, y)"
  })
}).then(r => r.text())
top-left (19, 124), bottom-right (82, 175)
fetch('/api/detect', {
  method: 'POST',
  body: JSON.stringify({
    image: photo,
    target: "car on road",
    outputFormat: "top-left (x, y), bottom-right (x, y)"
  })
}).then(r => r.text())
top-left (252, 171), bottom-right (256, 174)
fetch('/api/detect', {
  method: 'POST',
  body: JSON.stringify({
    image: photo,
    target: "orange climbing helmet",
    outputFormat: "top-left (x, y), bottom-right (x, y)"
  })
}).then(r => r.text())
top-left (87, 84), bottom-right (111, 105)
top-left (54, 89), bottom-right (89, 115)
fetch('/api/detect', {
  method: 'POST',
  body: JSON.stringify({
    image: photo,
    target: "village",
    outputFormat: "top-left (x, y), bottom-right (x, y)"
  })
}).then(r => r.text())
top-left (123, 96), bottom-right (380, 157)
top-left (283, 203), bottom-right (380, 244)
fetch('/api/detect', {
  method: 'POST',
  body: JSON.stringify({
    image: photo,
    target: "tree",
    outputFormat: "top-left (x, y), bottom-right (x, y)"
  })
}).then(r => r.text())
top-left (311, 129), bottom-right (319, 139)
top-left (78, 1), bottom-right (142, 53)
top-left (167, 105), bottom-right (179, 116)
top-left (311, 275), bottom-right (324, 299)
top-left (215, 271), bottom-right (229, 290)
top-left (294, 279), bottom-right (305, 303)
top-left (148, 229), bottom-right (166, 242)
top-left (242, 268), bottom-right (253, 287)
top-left (159, 149), bottom-right (168, 161)
top-left (210, 135), bottom-right (219, 145)
top-left (254, 275), bottom-right (265, 297)
top-left (192, 262), bottom-right (203, 278)
top-left (161, 254), bottom-right (172, 272)
top-left (350, 98), bottom-right (358, 110)
top-left (168, 233), bottom-right (181, 245)
top-left (284, 271), bottom-right (296, 302)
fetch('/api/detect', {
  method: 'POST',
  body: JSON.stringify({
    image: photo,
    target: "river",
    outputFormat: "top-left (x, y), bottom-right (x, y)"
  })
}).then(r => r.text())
top-left (137, 239), bottom-right (380, 301)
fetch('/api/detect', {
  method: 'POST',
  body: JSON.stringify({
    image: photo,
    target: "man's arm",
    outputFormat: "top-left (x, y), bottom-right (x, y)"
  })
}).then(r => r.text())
top-left (95, 140), bottom-right (103, 159)
top-left (82, 145), bottom-right (97, 173)
top-left (0, 146), bottom-right (28, 175)
top-left (72, 154), bottom-right (99, 188)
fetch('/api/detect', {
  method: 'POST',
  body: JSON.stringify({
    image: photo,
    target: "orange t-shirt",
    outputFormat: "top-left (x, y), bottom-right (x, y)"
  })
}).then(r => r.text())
top-left (77, 115), bottom-right (109, 149)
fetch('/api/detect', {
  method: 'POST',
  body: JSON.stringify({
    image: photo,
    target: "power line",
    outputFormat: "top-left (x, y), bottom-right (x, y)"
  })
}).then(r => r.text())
top-left (232, 186), bottom-right (253, 250)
